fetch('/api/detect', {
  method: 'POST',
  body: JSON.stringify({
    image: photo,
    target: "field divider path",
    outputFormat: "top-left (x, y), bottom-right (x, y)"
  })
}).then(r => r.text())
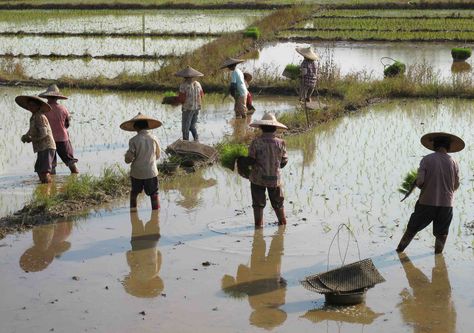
top-left (0, 31), bottom-right (223, 38)
top-left (0, 52), bottom-right (175, 61)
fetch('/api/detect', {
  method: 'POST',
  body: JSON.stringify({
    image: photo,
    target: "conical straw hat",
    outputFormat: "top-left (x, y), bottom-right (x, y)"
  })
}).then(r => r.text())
top-left (38, 84), bottom-right (68, 99)
top-left (220, 57), bottom-right (245, 69)
top-left (249, 112), bottom-right (287, 129)
top-left (120, 113), bottom-right (162, 132)
top-left (15, 95), bottom-right (51, 113)
top-left (420, 132), bottom-right (465, 153)
top-left (296, 46), bottom-right (320, 61)
top-left (175, 66), bottom-right (204, 78)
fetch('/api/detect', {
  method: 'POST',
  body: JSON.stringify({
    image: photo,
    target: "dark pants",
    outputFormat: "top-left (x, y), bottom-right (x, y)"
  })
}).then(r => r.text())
top-left (182, 109), bottom-right (199, 141)
top-left (407, 201), bottom-right (453, 236)
top-left (131, 177), bottom-right (159, 196)
top-left (35, 149), bottom-right (56, 173)
top-left (251, 183), bottom-right (284, 209)
top-left (53, 140), bottom-right (78, 168)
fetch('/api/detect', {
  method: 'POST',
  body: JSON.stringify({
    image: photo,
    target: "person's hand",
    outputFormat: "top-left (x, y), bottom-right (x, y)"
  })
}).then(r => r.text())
top-left (21, 134), bottom-right (31, 143)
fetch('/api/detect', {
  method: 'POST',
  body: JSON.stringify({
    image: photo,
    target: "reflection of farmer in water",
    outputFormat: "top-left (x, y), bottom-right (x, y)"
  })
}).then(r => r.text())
top-left (122, 210), bottom-right (163, 298)
top-left (398, 253), bottom-right (456, 333)
top-left (222, 227), bottom-right (287, 329)
top-left (19, 221), bottom-right (72, 272)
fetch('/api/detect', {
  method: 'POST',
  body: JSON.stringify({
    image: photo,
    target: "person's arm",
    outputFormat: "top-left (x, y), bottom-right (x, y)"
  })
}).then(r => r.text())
top-left (177, 84), bottom-right (186, 104)
top-left (247, 140), bottom-right (257, 165)
top-left (280, 141), bottom-right (288, 168)
top-left (124, 139), bottom-right (135, 164)
top-left (64, 106), bottom-right (71, 129)
top-left (155, 139), bottom-right (161, 160)
top-left (416, 158), bottom-right (426, 188)
top-left (454, 160), bottom-right (460, 191)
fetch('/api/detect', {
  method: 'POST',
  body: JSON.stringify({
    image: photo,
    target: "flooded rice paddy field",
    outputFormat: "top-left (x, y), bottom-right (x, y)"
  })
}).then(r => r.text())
top-left (242, 41), bottom-right (474, 81)
top-left (1, 98), bottom-right (474, 332)
top-left (0, 10), bottom-right (268, 34)
top-left (0, 86), bottom-right (296, 215)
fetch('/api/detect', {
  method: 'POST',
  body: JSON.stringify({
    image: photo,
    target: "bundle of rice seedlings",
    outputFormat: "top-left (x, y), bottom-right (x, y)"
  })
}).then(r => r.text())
top-left (398, 169), bottom-right (417, 200)
top-left (282, 64), bottom-right (301, 80)
top-left (218, 143), bottom-right (249, 170)
top-left (451, 47), bottom-right (472, 61)
top-left (243, 27), bottom-right (261, 39)
top-left (162, 91), bottom-right (178, 104)
top-left (384, 61), bottom-right (406, 78)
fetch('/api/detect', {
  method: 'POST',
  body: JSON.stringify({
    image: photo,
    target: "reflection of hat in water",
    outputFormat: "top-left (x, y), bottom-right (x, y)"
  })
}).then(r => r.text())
top-left (122, 274), bottom-right (164, 298)
top-left (296, 46), bottom-right (320, 61)
top-left (38, 84), bottom-right (68, 99)
top-left (123, 249), bottom-right (164, 298)
top-left (250, 307), bottom-right (287, 329)
top-left (220, 57), bottom-right (245, 69)
top-left (250, 112), bottom-right (287, 129)
top-left (120, 112), bottom-right (163, 132)
top-left (175, 66), bottom-right (204, 78)
top-left (15, 95), bottom-right (51, 113)
top-left (420, 132), bottom-right (465, 153)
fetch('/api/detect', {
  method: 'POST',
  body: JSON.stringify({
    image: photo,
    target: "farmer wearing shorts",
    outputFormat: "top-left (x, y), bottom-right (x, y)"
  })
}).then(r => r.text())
top-left (397, 132), bottom-right (464, 254)
top-left (17, 95), bottom-right (56, 184)
top-left (39, 84), bottom-right (79, 174)
top-left (248, 113), bottom-right (288, 227)
top-left (121, 113), bottom-right (162, 211)
top-left (296, 46), bottom-right (319, 103)
top-left (221, 57), bottom-right (247, 119)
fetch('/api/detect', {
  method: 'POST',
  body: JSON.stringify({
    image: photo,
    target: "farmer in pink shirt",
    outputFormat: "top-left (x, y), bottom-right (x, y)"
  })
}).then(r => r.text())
top-left (39, 85), bottom-right (79, 174)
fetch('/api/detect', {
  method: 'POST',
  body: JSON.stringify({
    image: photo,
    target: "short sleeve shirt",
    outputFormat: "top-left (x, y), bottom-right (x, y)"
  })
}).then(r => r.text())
top-left (28, 113), bottom-right (56, 153)
top-left (301, 59), bottom-right (317, 87)
top-left (44, 102), bottom-right (70, 142)
top-left (179, 81), bottom-right (203, 111)
top-left (249, 133), bottom-right (288, 188)
top-left (231, 68), bottom-right (248, 97)
top-left (125, 130), bottom-right (161, 179)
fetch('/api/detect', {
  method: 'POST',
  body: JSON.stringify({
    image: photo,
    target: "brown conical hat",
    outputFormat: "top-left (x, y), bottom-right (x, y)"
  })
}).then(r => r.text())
top-left (250, 112), bottom-right (287, 130)
top-left (420, 132), bottom-right (465, 153)
top-left (15, 95), bottom-right (51, 113)
top-left (175, 66), bottom-right (204, 78)
top-left (220, 57), bottom-right (245, 69)
top-left (296, 46), bottom-right (320, 61)
top-left (120, 113), bottom-right (162, 132)
top-left (38, 84), bottom-right (68, 100)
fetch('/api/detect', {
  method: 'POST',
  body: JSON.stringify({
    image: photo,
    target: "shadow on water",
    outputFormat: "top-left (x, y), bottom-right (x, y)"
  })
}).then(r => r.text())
top-left (221, 226), bottom-right (288, 330)
top-left (122, 210), bottom-right (164, 298)
top-left (397, 252), bottom-right (456, 333)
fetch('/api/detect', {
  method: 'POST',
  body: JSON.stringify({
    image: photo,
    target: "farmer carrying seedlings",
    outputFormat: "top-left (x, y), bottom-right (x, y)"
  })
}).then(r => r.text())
top-left (17, 95), bottom-right (56, 184)
top-left (248, 113), bottom-right (288, 227)
top-left (120, 113), bottom-right (162, 211)
top-left (39, 84), bottom-right (79, 174)
top-left (296, 46), bottom-right (319, 103)
top-left (397, 132), bottom-right (464, 254)
top-left (175, 66), bottom-right (204, 142)
top-left (221, 57), bottom-right (248, 119)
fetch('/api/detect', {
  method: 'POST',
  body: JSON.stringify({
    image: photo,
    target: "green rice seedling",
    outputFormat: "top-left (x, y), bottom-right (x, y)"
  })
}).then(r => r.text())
top-left (384, 61), bottom-right (406, 78)
top-left (217, 142), bottom-right (248, 170)
top-left (162, 91), bottom-right (178, 104)
top-left (451, 47), bottom-right (472, 61)
top-left (243, 26), bottom-right (261, 39)
top-left (282, 64), bottom-right (300, 80)
top-left (163, 91), bottom-right (177, 97)
top-left (398, 169), bottom-right (417, 196)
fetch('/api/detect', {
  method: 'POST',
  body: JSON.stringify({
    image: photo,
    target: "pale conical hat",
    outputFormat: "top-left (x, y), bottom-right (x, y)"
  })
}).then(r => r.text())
top-left (250, 112), bottom-right (287, 129)
top-left (175, 66), bottom-right (204, 78)
top-left (120, 113), bottom-right (162, 132)
top-left (38, 84), bottom-right (68, 100)
top-left (420, 132), bottom-right (465, 153)
top-left (15, 95), bottom-right (51, 113)
top-left (220, 57), bottom-right (245, 69)
top-left (296, 47), bottom-right (320, 61)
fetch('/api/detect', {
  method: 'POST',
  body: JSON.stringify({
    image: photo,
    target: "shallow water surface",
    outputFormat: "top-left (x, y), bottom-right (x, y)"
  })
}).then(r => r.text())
top-left (242, 41), bottom-right (474, 80)
top-left (1, 98), bottom-right (474, 332)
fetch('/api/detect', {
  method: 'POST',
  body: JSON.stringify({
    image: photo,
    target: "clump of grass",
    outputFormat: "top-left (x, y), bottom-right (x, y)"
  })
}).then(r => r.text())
top-left (398, 170), bottom-right (418, 195)
top-left (217, 142), bottom-right (249, 170)
top-left (243, 26), bottom-right (261, 39)
top-left (282, 64), bottom-right (300, 80)
top-left (384, 61), bottom-right (406, 77)
top-left (451, 47), bottom-right (472, 61)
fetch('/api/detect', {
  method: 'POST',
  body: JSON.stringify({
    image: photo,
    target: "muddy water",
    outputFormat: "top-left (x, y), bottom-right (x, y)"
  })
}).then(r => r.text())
top-left (242, 41), bottom-right (474, 80)
top-left (0, 10), bottom-right (268, 34)
top-left (1, 99), bottom-right (474, 332)
top-left (0, 87), bottom-right (295, 215)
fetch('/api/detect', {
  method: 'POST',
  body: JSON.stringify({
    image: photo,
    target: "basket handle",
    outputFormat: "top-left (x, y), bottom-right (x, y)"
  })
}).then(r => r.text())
top-left (380, 56), bottom-right (396, 68)
top-left (326, 224), bottom-right (361, 271)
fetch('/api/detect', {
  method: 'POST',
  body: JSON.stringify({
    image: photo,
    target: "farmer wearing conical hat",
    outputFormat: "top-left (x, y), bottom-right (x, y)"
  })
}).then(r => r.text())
top-left (17, 95), bottom-right (56, 183)
top-left (120, 113), bottom-right (162, 211)
top-left (248, 113), bottom-right (288, 227)
top-left (38, 84), bottom-right (79, 174)
top-left (175, 66), bottom-right (204, 142)
top-left (221, 57), bottom-right (248, 119)
top-left (397, 132), bottom-right (464, 254)
top-left (296, 46), bottom-right (319, 103)
top-left (243, 72), bottom-right (256, 114)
